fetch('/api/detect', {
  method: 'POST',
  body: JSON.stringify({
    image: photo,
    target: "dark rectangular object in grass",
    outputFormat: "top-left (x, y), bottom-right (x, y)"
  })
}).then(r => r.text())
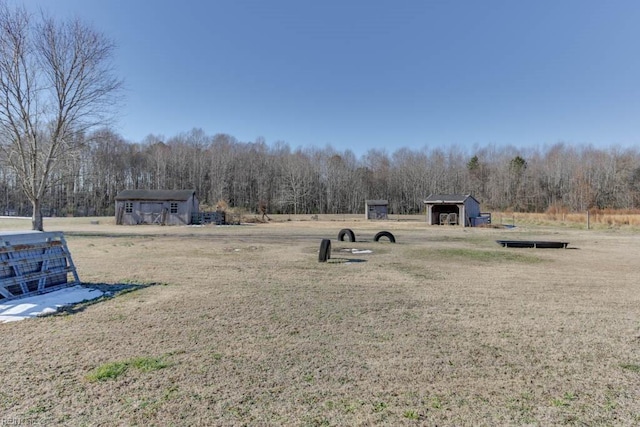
top-left (496, 240), bottom-right (569, 249)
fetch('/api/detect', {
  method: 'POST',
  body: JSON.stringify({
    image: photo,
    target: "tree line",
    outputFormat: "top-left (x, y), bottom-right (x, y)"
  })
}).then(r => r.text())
top-left (2, 127), bottom-right (639, 217)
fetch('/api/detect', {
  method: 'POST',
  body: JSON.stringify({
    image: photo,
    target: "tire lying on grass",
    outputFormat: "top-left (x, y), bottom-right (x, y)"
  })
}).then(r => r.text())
top-left (337, 228), bottom-right (356, 242)
top-left (374, 231), bottom-right (396, 243)
top-left (319, 239), bottom-right (332, 262)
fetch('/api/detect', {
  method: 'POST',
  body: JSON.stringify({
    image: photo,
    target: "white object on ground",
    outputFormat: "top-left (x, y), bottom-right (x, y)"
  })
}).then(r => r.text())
top-left (351, 249), bottom-right (373, 254)
top-left (0, 285), bottom-right (103, 323)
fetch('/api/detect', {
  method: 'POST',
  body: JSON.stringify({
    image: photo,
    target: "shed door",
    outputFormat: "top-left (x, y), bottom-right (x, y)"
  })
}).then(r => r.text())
top-left (140, 202), bottom-right (164, 224)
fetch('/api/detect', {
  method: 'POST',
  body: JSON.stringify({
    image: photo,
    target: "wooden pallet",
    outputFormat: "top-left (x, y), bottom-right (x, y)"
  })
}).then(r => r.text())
top-left (191, 211), bottom-right (225, 225)
top-left (0, 232), bottom-right (80, 301)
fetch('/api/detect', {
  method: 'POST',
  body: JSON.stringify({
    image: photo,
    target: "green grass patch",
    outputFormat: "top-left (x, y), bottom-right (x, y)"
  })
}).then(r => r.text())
top-left (551, 392), bottom-right (577, 407)
top-left (86, 361), bottom-right (129, 382)
top-left (431, 248), bottom-right (541, 263)
top-left (403, 410), bottom-right (420, 420)
top-left (407, 246), bottom-right (542, 264)
top-left (87, 355), bottom-right (169, 382)
top-left (26, 405), bottom-right (48, 414)
top-left (372, 401), bottom-right (387, 412)
top-left (430, 396), bottom-right (444, 409)
top-left (621, 363), bottom-right (640, 373)
top-left (130, 356), bottom-right (169, 372)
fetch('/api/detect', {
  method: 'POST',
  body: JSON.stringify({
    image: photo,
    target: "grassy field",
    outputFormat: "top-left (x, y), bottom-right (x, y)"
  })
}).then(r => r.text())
top-left (1, 215), bottom-right (639, 426)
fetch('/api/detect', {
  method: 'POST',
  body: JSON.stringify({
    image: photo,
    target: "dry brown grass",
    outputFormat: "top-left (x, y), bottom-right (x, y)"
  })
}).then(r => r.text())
top-left (493, 210), bottom-right (640, 229)
top-left (1, 216), bottom-right (639, 425)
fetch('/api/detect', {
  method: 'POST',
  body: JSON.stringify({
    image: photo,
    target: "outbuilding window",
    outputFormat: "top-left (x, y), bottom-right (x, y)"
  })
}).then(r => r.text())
top-left (124, 202), bottom-right (133, 213)
top-left (170, 202), bottom-right (178, 214)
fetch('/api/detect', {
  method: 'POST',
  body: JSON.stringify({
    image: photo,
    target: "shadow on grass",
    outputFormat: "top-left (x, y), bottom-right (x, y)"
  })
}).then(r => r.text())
top-left (327, 258), bottom-right (367, 264)
top-left (52, 282), bottom-right (160, 316)
top-left (64, 231), bottom-right (171, 239)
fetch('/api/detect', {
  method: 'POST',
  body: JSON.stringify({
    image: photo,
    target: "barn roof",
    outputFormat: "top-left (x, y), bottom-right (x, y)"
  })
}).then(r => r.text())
top-left (115, 189), bottom-right (196, 201)
top-left (423, 194), bottom-right (479, 204)
top-left (365, 200), bottom-right (388, 205)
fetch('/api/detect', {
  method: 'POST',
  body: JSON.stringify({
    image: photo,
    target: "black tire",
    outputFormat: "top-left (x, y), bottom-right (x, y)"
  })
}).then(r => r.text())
top-left (318, 239), bottom-right (332, 262)
top-left (374, 231), bottom-right (396, 243)
top-left (337, 228), bottom-right (356, 242)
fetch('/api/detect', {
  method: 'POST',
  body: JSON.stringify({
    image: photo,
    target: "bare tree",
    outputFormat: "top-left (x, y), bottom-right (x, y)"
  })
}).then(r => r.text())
top-left (277, 147), bottom-right (315, 215)
top-left (89, 128), bottom-right (129, 215)
top-left (0, 3), bottom-right (122, 230)
top-left (390, 148), bottom-right (429, 214)
top-left (206, 133), bottom-right (236, 205)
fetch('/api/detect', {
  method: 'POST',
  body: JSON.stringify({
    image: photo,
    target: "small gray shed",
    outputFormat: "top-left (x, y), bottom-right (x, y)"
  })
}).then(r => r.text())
top-left (365, 200), bottom-right (388, 220)
top-left (424, 194), bottom-right (488, 227)
top-left (115, 189), bottom-right (199, 225)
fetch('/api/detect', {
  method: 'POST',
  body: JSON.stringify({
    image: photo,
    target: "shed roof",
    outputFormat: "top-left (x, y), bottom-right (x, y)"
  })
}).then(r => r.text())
top-left (115, 189), bottom-right (196, 201)
top-left (423, 194), bottom-right (478, 204)
top-left (365, 200), bottom-right (388, 205)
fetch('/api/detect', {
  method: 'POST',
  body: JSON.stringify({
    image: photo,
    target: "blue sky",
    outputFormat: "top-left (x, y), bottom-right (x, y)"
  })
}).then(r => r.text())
top-left (18, 0), bottom-right (640, 156)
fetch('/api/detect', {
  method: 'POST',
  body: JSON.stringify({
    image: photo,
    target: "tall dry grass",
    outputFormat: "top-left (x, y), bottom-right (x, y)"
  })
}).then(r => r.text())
top-left (493, 208), bottom-right (640, 228)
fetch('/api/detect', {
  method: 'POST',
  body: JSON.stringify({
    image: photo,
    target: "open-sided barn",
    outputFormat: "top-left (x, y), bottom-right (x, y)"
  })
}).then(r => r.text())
top-left (115, 189), bottom-right (199, 225)
top-left (424, 194), bottom-right (490, 227)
